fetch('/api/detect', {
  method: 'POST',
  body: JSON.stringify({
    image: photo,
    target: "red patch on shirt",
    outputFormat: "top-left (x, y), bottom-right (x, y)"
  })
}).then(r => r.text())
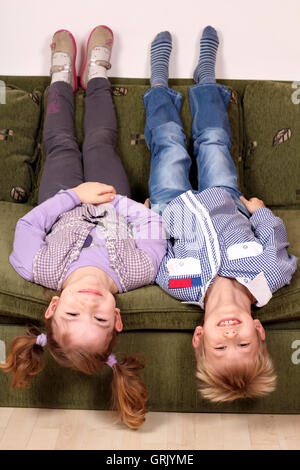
top-left (169, 278), bottom-right (192, 289)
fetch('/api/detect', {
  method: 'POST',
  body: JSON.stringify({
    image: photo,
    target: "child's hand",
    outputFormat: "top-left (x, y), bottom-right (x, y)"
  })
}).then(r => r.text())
top-left (72, 182), bottom-right (116, 204)
top-left (239, 195), bottom-right (266, 214)
top-left (144, 198), bottom-right (150, 208)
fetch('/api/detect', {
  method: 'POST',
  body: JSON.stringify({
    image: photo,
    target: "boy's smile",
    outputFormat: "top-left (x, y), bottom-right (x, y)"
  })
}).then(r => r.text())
top-left (217, 317), bottom-right (241, 327)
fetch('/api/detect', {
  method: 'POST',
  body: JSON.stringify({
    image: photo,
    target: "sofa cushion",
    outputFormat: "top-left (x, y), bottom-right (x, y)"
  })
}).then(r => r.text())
top-left (243, 81), bottom-right (300, 206)
top-left (31, 83), bottom-right (244, 205)
top-left (1, 202), bottom-right (299, 329)
top-left (0, 84), bottom-right (42, 203)
top-left (0, 324), bottom-right (300, 414)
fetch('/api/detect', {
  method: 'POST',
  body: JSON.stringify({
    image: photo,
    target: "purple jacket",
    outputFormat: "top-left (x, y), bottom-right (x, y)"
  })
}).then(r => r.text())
top-left (9, 189), bottom-right (168, 292)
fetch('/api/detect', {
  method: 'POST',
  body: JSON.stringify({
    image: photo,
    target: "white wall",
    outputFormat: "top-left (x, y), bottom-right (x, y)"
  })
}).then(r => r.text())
top-left (1, 0), bottom-right (300, 80)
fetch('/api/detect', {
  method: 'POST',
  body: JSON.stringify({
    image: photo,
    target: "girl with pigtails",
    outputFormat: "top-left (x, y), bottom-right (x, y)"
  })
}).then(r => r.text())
top-left (0, 26), bottom-right (167, 430)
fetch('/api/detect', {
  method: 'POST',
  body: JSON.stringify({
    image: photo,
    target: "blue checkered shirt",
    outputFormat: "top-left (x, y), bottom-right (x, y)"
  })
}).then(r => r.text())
top-left (155, 188), bottom-right (298, 309)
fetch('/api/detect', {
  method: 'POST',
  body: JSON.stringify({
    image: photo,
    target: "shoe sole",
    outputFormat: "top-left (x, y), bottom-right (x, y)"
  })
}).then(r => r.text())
top-left (80, 25), bottom-right (114, 90)
top-left (52, 29), bottom-right (78, 93)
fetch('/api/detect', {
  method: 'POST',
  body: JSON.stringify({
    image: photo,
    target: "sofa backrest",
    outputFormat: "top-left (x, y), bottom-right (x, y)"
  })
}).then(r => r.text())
top-left (0, 76), bottom-right (299, 209)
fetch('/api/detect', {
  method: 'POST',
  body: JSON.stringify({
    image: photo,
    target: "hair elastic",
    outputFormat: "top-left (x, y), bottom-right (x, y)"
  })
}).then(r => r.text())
top-left (36, 333), bottom-right (47, 347)
top-left (105, 353), bottom-right (117, 368)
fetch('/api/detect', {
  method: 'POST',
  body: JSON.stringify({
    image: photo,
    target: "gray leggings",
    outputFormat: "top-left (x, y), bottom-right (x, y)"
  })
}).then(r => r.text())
top-left (38, 78), bottom-right (131, 204)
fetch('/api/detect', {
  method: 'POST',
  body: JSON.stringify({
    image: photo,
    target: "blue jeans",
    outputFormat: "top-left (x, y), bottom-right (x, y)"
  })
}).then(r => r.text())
top-left (143, 83), bottom-right (250, 218)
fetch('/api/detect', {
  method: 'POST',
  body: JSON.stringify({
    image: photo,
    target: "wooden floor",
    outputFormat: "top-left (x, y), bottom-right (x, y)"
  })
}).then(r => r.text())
top-left (0, 408), bottom-right (299, 450)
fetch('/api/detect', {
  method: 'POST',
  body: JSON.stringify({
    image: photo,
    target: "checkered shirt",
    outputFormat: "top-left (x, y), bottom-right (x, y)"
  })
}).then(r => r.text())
top-left (33, 203), bottom-right (154, 291)
top-left (155, 188), bottom-right (298, 308)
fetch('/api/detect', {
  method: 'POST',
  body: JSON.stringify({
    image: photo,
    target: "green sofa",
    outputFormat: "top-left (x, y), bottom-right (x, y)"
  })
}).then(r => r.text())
top-left (0, 75), bottom-right (299, 415)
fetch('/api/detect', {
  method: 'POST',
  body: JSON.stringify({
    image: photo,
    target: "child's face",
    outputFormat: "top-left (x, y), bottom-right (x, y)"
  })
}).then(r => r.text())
top-left (192, 309), bottom-right (265, 372)
top-left (45, 275), bottom-right (123, 354)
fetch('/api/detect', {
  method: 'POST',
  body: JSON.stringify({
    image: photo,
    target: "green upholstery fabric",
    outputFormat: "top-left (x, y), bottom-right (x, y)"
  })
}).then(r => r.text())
top-left (243, 81), bottom-right (300, 206)
top-left (0, 324), bottom-right (300, 414)
top-left (0, 76), bottom-right (299, 415)
top-left (0, 85), bottom-right (42, 203)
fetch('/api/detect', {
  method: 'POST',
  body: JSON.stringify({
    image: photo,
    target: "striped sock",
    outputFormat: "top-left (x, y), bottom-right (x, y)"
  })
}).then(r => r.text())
top-left (193, 26), bottom-right (219, 84)
top-left (150, 31), bottom-right (172, 87)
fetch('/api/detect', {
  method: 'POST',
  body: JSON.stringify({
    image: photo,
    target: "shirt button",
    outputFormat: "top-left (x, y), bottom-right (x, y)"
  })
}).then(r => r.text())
top-left (244, 279), bottom-right (249, 284)
top-left (243, 245), bottom-right (248, 249)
